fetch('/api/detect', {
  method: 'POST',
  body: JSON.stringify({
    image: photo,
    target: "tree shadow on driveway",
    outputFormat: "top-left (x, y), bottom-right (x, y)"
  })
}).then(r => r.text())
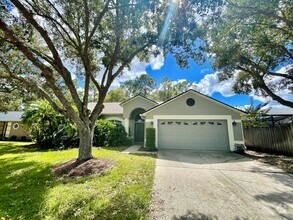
top-left (172, 210), bottom-right (246, 220)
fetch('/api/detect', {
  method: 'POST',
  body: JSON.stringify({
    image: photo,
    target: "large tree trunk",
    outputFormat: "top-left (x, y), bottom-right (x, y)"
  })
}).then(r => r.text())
top-left (77, 126), bottom-right (94, 162)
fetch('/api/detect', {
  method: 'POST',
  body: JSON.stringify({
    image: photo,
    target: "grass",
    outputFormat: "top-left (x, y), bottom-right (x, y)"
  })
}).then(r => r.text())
top-left (0, 141), bottom-right (156, 219)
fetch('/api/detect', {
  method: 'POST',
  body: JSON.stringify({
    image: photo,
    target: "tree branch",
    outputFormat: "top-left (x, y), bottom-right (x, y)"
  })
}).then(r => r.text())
top-left (228, 2), bottom-right (293, 28)
top-left (11, 0), bottom-right (82, 111)
top-left (112, 43), bottom-right (151, 80)
top-left (0, 19), bottom-right (83, 125)
top-left (1, 60), bottom-right (66, 115)
top-left (87, 0), bottom-right (112, 45)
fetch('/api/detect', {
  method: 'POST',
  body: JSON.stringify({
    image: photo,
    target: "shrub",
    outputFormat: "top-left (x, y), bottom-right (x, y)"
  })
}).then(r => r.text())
top-left (10, 135), bottom-right (17, 141)
top-left (235, 144), bottom-right (246, 154)
top-left (93, 120), bottom-right (131, 147)
top-left (145, 128), bottom-right (156, 151)
top-left (22, 100), bottom-right (78, 150)
top-left (20, 136), bottom-right (27, 141)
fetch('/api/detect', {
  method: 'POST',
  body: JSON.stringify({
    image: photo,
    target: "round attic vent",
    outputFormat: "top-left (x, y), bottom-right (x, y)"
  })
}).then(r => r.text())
top-left (13, 123), bottom-right (20, 130)
top-left (186, 98), bottom-right (195, 106)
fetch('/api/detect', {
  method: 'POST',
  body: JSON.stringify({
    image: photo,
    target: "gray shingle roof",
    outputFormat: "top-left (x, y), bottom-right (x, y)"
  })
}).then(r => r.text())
top-left (0, 111), bottom-right (24, 121)
top-left (0, 103), bottom-right (123, 122)
top-left (88, 102), bottom-right (123, 115)
top-left (267, 107), bottom-right (293, 115)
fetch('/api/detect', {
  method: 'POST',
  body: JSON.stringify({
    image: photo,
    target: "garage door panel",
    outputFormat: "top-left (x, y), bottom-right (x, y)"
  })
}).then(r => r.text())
top-left (158, 120), bottom-right (229, 150)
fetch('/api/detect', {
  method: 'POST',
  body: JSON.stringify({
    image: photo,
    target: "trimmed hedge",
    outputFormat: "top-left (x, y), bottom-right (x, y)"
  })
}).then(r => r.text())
top-left (93, 120), bottom-right (131, 147)
top-left (145, 128), bottom-right (156, 150)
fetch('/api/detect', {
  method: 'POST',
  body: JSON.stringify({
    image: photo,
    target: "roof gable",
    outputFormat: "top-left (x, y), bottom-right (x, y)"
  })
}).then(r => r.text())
top-left (120, 95), bottom-right (157, 106)
top-left (142, 90), bottom-right (246, 116)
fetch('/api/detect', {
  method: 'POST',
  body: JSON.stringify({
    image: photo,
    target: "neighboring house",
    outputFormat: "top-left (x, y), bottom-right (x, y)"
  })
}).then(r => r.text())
top-left (0, 90), bottom-right (246, 151)
top-left (0, 111), bottom-right (30, 141)
top-left (265, 108), bottom-right (293, 127)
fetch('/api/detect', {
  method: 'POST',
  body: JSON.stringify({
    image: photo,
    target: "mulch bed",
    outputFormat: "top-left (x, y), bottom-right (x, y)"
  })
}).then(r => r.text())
top-left (138, 146), bottom-right (158, 152)
top-left (244, 150), bottom-right (293, 174)
top-left (52, 158), bottom-right (115, 178)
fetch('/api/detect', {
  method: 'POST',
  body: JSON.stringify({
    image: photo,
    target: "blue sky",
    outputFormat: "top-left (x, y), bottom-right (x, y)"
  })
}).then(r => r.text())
top-left (145, 54), bottom-right (254, 108)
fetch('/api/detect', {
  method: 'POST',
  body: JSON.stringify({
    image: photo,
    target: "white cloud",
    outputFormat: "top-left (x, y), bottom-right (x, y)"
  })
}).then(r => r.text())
top-left (149, 54), bottom-right (164, 70)
top-left (10, 7), bottom-right (19, 17)
top-left (195, 72), bottom-right (236, 97)
top-left (112, 53), bottom-right (165, 89)
top-left (194, 67), bottom-right (292, 109)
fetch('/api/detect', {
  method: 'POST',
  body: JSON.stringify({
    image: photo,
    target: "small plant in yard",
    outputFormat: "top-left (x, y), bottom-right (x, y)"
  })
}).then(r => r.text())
top-left (145, 128), bottom-right (157, 151)
top-left (235, 144), bottom-right (246, 154)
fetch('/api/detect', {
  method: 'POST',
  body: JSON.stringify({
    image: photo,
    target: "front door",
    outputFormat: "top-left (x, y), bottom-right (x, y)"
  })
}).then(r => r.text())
top-left (134, 122), bottom-right (145, 143)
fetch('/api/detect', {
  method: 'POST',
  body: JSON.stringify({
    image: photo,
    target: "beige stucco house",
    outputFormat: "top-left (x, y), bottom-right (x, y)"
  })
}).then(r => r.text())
top-left (0, 111), bottom-right (30, 141)
top-left (1, 90), bottom-right (246, 151)
top-left (123, 90), bottom-right (245, 151)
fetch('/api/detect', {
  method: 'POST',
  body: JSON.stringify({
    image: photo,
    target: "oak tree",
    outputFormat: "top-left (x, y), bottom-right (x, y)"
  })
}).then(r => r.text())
top-left (203, 0), bottom-right (293, 108)
top-left (0, 0), bottom-right (222, 161)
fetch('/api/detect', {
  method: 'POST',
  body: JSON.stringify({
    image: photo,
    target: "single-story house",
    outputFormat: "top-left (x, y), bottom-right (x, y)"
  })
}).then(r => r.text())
top-left (0, 111), bottom-right (31, 141)
top-left (1, 90), bottom-right (246, 151)
top-left (121, 89), bottom-right (245, 151)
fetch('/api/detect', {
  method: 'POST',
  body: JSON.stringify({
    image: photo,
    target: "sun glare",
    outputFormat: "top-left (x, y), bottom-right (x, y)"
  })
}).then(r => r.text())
top-left (158, 1), bottom-right (178, 45)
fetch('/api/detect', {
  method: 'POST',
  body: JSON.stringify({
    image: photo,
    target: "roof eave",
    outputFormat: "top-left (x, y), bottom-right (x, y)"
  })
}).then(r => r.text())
top-left (120, 95), bottom-right (157, 106)
top-left (143, 89), bottom-right (247, 116)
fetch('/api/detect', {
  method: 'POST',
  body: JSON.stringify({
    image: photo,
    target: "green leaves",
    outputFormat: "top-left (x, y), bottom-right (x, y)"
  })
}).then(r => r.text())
top-left (121, 74), bottom-right (156, 98)
top-left (242, 98), bottom-right (271, 128)
top-left (22, 100), bottom-right (78, 149)
top-left (203, 0), bottom-right (293, 107)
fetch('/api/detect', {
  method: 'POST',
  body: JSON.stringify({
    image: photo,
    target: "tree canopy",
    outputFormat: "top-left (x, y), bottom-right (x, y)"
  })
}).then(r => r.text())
top-left (0, 0), bottom-right (222, 161)
top-left (105, 87), bottom-right (127, 102)
top-left (121, 74), bottom-right (156, 98)
top-left (203, 0), bottom-right (293, 108)
top-left (241, 98), bottom-right (271, 128)
top-left (151, 77), bottom-right (197, 101)
top-left (0, 79), bottom-right (36, 112)
top-left (104, 76), bottom-right (197, 102)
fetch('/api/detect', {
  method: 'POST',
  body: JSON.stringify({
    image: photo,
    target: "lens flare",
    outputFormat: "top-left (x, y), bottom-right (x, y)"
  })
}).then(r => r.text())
top-left (158, 1), bottom-right (178, 45)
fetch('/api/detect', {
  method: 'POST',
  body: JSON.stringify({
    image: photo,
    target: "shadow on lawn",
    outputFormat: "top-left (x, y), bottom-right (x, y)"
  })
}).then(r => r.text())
top-left (0, 142), bottom-right (40, 156)
top-left (0, 155), bottom-right (54, 219)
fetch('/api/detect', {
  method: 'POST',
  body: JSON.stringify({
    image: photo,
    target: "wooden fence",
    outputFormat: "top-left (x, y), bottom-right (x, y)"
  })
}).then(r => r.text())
top-left (243, 125), bottom-right (293, 155)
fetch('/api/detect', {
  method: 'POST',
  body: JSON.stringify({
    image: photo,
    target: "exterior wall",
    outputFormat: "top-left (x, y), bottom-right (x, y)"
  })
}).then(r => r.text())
top-left (233, 122), bottom-right (244, 141)
top-left (143, 91), bottom-right (245, 151)
top-left (0, 122), bottom-right (6, 139)
top-left (7, 122), bottom-right (31, 140)
top-left (145, 92), bottom-right (242, 120)
top-left (99, 114), bottom-right (124, 125)
top-left (122, 97), bottom-right (157, 118)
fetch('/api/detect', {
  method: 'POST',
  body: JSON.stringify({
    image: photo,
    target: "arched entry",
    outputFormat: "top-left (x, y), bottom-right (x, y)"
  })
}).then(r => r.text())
top-left (130, 108), bottom-right (145, 143)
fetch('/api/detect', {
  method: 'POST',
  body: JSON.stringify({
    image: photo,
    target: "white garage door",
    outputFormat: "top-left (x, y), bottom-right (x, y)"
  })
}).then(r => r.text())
top-left (158, 120), bottom-right (229, 150)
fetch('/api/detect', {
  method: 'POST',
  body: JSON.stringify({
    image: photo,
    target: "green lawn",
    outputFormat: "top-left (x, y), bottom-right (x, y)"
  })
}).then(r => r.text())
top-left (0, 141), bottom-right (156, 220)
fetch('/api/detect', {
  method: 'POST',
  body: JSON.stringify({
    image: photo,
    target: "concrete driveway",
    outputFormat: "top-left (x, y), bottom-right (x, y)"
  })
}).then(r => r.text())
top-left (150, 150), bottom-right (293, 220)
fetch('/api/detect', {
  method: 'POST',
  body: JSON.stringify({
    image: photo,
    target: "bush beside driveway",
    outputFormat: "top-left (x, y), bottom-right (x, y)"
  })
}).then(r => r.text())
top-left (0, 142), bottom-right (156, 219)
